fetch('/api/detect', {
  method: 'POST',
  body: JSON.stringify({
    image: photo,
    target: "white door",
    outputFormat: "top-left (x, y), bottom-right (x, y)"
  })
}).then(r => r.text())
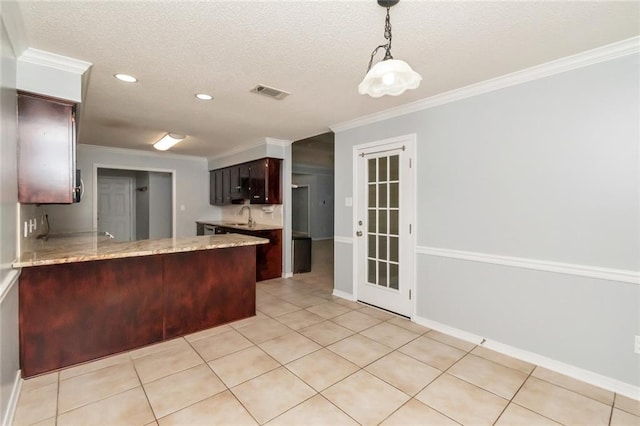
top-left (355, 137), bottom-right (415, 317)
top-left (98, 176), bottom-right (133, 241)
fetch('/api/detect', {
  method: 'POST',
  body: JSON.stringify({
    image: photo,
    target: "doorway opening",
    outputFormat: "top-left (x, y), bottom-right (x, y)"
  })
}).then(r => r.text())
top-left (291, 131), bottom-right (335, 276)
top-left (96, 167), bottom-right (173, 242)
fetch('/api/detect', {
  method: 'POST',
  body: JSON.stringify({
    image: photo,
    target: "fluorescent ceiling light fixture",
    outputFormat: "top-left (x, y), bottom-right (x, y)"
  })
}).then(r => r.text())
top-left (154, 133), bottom-right (186, 151)
top-left (114, 73), bottom-right (138, 83)
top-left (358, 0), bottom-right (421, 98)
top-left (195, 93), bottom-right (213, 100)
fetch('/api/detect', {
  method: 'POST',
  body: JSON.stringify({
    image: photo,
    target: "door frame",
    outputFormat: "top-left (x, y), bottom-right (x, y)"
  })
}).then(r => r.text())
top-left (93, 164), bottom-right (177, 238)
top-left (351, 134), bottom-right (417, 318)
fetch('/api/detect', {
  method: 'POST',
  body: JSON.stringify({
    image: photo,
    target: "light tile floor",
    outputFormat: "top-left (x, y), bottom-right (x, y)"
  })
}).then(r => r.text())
top-left (12, 240), bottom-right (640, 425)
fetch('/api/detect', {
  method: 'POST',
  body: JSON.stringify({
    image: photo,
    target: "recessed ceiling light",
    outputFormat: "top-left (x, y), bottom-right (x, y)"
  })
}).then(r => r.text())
top-left (195, 93), bottom-right (213, 100)
top-left (114, 73), bottom-right (137, 83)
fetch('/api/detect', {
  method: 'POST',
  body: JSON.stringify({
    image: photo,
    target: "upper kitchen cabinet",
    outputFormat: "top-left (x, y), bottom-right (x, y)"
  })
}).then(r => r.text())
top-left (248, 158), bottom-right (281, 204)
top-left (210, 168), bottom-right (232, 206)
top-left (18, 92), bottom-right (78, 204)
top-left (229, 163), bottom-right (250, 201)
top-left (209, 158), bottom-right (282, 205)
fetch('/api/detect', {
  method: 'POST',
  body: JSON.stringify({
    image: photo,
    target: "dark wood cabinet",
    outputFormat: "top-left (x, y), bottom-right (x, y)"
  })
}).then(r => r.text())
top-left (210, 158), bottom-right (282, 206)
top-left (230, 163), bottom-right (250, 201)
top-left (216, 227), bottom-right (282, 281)
top-left (19, 246), bottom-right (256, 377)
top-left (18, 92), bottom-right (77, 204)
top-left (248, 158), bottom-right (281, 204)
top-left (209, 168), bottom-right (232, 205)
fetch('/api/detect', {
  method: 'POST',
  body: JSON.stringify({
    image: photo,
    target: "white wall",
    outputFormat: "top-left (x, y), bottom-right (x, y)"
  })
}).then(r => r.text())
top-left (0, 6), bottom-right (21, 423)
top-left (44, 145), bottom-right (212, 238)
top-left (334, 53), bottom-right (639, 389)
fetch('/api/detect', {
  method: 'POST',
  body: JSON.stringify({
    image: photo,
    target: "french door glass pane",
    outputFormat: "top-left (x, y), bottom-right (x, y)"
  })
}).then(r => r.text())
top-left (379, 184), bottom-right (387, 208)
top-left (368, 185), bottom-right (376, 208)
top-left (390, 155), bottom-right (399, 180)
top-left (378, 210), bottom-right (387, 234)
top-left (389, 183), bottom-right (399, 208)
top-left (368, 209), bottom-right (376, 233)
top-left (368, 158), bottom-right (377, 183)
top-left (389, 264), bottom-right (399, 290)
top-left (390, 210), bottom-right (399, 235)
top-left (378, 262), bottom-right (387, 287)
top-left (378, 157), bottom-right (387, 182)
top-left (368, 234), bottom-right (376, 258)
top-left (389, 236), bottom-right (399, 262)
top-left (378, 235), bottom-right (387, 261)
top-left (368, 259), bottom-right (377, 284)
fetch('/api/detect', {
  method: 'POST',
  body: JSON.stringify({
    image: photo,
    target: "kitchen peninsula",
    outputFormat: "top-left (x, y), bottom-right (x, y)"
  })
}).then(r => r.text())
top-left (14, 233), bottom-right (268, 377)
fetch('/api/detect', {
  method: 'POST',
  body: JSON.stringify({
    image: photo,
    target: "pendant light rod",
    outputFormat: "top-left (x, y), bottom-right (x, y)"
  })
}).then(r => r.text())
top-left (365, 5), bottom-right (395, 72)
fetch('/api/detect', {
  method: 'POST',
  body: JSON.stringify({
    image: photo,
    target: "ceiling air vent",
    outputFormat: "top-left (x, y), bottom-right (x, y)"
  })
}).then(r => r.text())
top-left (250, 84), bottom-right (290, 100)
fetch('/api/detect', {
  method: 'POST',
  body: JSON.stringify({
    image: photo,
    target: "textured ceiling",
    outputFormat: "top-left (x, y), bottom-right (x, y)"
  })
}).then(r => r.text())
top-left (16, 1), bottom-right (640, 158)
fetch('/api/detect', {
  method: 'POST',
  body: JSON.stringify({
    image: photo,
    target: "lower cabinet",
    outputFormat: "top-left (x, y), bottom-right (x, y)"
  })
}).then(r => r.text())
top-left (216, 227), bottom-right (282, 281)
top-left (19, 246), bottom-right (256, 377)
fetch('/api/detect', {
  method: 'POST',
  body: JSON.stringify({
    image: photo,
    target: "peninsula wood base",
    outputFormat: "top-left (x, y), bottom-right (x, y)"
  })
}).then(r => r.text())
top-left (19, 245), bottom-right (256, 377)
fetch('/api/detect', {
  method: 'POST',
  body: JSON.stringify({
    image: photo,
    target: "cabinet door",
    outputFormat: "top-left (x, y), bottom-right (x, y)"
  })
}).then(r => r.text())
top-left (209, 171), bottom-right (216, 205)
top-left (249, 160), bottom-right (266, 204)
top-left (214, 170), bottom-right (224, 204)
top-left (229, 164), bottom-right (250, 200)
top-left (18, 93), bottom-right (76, 204)
top-left (249, 158), bottom-right (282, 204)
top-left (222, 168), bottom-right (231, 204)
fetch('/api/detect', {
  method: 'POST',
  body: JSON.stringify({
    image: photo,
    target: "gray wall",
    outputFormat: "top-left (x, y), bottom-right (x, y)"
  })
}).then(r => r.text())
top-left (148, 172), bottom-right (172, 239)
top-left (45, 145), bottom-right (212, 238)
top-left (292, 170), bottom-right (334, 240)
top-left (334, 54), bottom-right (639, 387)
top-left (0, 7), bottom-right (20, 422)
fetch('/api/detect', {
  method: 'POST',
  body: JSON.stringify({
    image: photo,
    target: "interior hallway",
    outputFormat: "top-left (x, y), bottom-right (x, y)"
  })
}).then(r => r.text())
top-left (11, 239), bottom-right (640, 425)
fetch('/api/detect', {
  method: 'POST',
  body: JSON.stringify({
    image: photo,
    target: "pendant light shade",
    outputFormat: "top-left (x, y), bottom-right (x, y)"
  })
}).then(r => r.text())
top-left (358, 59), bottom-right (422, 97)
top-left (359, 0), bottom-right (421, 98)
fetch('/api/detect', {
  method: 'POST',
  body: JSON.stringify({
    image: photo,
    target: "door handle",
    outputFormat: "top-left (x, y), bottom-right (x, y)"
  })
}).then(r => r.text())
top-left (356, 231), bottom-right (363, 237)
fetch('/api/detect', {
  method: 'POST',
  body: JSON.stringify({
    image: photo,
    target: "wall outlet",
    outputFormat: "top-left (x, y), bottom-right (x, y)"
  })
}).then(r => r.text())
top-left (635, 336), bottom-right (640, 355)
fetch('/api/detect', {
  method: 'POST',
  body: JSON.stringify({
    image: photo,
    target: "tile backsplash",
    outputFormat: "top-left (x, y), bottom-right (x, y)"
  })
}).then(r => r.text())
top-left (221, 203), bottom-right (283, 227)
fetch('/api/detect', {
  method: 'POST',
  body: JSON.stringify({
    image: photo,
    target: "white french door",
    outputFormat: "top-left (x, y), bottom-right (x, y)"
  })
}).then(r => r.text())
top-left (355, 136), bottom-right (415, 317)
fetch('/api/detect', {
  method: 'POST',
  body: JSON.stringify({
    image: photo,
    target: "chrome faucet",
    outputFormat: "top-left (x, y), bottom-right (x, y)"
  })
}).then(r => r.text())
top-left (239, 206), bottom-right (255, 228)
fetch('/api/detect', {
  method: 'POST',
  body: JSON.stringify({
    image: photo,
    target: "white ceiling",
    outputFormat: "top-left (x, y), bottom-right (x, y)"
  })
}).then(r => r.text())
top-left (16, 1), bottom-right (640, 158)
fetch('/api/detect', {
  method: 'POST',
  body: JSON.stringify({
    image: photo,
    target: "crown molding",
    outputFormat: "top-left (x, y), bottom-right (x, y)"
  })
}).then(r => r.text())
top-left (331, 36), bottom-right (640, 133)
top-left (265, 137), bottom-right (293, 147)
top-left (79, 144), bottom-right (207, 162)
top-left (18, 48), bottom-right (92, 75)
top-left (206, 140), bottom-right (267, 163)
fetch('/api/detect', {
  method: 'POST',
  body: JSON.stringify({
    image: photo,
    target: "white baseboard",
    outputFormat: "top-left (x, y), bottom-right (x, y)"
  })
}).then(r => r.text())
top-left (333, 236), bottom-right (353, 245)
top-left (332, 289), bottom-right (356, 301)
top-left (2, 370), bottom-right (22, 426)
top-left (414, 315), bottom-right (640, 401)
top-left (0, 269), bottom-right (20, 305)
top-left (282, 272), bottom-right (293, 279)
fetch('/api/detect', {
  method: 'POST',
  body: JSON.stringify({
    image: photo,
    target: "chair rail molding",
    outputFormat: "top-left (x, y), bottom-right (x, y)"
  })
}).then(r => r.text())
top-left (417, 246), bottom-right (639, 285)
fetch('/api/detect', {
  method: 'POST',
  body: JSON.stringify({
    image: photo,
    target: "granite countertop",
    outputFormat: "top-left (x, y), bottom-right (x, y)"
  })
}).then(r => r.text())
top-left (13, 233), bottom-right (269, 268)
top-left (196, 220), bottom-right (282, 231)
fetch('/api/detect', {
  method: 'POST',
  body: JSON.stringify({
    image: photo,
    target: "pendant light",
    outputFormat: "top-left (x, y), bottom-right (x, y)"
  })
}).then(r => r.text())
top-left (358, 0), bottom-right (421, 98)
